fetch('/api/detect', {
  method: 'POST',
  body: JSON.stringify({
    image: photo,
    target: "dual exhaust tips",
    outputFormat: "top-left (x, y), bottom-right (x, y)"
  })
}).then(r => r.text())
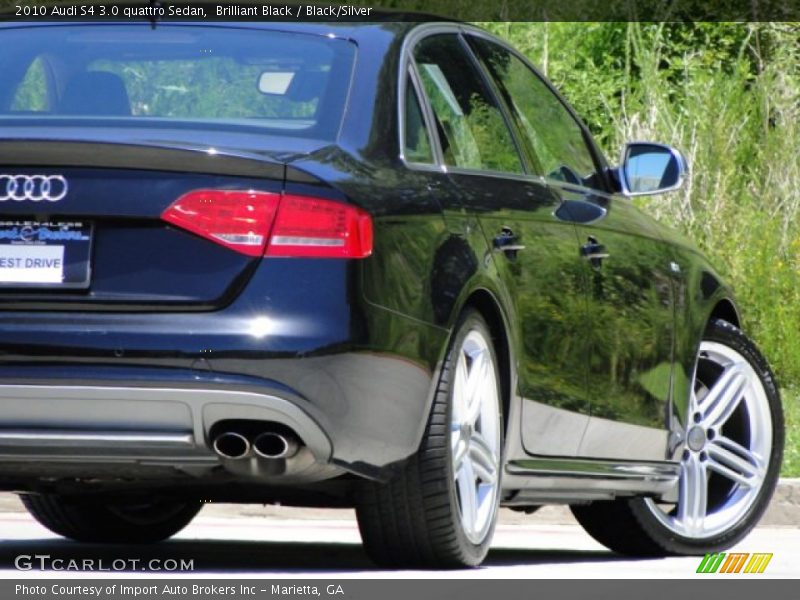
top-left (212, 430), bottom-right (300, 461)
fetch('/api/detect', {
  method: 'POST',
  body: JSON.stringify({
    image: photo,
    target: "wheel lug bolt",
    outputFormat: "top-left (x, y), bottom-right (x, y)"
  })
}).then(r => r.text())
top-left (693, 413), bottom-right (702, 423)
top-left (707, 429), bottom-right (715, 440)
top-left (699, 451), bottom-right (708, 461)
top-left (682, 449), bottom-right (690, 461)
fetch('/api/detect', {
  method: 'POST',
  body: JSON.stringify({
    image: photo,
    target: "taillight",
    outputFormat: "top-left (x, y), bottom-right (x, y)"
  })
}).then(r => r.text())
top-left (162, 190), bottom-right (372, 259)
top-left (267, 194), bottom-right (373, 259)
top-left (161, 189), bottom-right (280, 257)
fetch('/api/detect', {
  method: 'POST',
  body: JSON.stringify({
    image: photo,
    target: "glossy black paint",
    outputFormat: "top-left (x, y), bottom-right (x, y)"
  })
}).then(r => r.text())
top-left (0, 21), bottom-right (739, 502)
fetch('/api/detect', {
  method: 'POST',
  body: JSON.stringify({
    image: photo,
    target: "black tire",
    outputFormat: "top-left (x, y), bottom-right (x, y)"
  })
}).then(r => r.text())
top-left (572, 318), bottom-right (784, 556)
top-left (356, 309), bottom-right (504, 568)
top-left (21, 493), bottom-right (203, 543)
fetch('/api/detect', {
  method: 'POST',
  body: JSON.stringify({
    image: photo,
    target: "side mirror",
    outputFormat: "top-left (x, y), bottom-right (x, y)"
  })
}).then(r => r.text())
top-left (619, 142), bottom-right (687, 197)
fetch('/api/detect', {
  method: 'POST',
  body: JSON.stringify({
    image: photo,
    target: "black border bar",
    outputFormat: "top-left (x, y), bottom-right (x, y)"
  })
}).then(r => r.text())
top-left (2, 0), bottom-right (800, 22)
top-left (5, 579), bottom-right (800, 599)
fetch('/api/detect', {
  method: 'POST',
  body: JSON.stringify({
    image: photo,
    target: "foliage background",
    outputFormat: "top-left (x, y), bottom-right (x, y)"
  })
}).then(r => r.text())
top-left (479, 23), bottom-right (800, 474)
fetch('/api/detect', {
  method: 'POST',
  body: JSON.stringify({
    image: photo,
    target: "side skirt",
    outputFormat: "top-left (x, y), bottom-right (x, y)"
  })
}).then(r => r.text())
top-left (501, 457), bottom-right (680, 505)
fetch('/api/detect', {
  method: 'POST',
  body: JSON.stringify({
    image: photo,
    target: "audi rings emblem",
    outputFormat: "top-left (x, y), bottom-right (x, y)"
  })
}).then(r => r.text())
top-left (0, 175), bottom-right (68, 202)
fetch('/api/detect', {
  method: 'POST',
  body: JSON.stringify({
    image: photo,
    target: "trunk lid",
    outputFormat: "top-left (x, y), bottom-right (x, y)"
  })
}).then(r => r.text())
top-left (0, 127), bottom-right (326, 310)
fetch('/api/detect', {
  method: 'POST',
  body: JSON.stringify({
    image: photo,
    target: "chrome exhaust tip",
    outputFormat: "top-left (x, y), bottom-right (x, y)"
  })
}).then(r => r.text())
top-left (253, 432), bottom-right (299, 459)
top-left (212, 431), bottom-right (251, 460)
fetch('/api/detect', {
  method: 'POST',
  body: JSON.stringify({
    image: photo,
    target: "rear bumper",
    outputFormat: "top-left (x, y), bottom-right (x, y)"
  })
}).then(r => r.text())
top-left (0, 260), bottom-right (448, 485)
top-left (0, 348), bottom-right (437, 482)
top-left (0, 383), bottom-right (332, 467)
top-left (0, 343), bottom-right (439, 485)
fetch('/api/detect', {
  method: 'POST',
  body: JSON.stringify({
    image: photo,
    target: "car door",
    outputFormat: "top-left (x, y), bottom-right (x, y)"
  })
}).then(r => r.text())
top-left (468, 34), bottom-right (677, 462)
top-left (569, 194), bottom-right (677, 460)
top-left (410, 32), bottom-right (591, 456)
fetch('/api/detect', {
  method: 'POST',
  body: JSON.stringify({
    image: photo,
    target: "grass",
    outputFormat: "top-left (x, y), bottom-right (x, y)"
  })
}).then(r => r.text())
top-left (782, 388), bottom-right (800, 477)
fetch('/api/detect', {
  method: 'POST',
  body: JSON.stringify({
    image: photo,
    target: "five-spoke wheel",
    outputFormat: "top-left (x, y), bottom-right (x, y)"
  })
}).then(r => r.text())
top-left (572, 319), bottom-right (783, 556)
top-left (450, 329), bottom-right (502, 545)
top-left (644, 340), bottom-right (772, 538)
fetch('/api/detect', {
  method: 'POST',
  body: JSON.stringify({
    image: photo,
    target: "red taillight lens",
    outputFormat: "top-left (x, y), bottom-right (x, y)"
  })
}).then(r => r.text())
top-left (267, 194), bottom-right (373, 259)
top-left (162, 190), bottom-right (373, 259)
top-left (161, 189), bottom-right (280, 257)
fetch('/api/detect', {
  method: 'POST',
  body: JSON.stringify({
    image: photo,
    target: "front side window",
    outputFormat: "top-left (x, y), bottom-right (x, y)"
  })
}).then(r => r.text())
top-left (412, 34), bottom-right (522, 174)
top-left (469, 36), bottom-right (603, 190)
top-left (0, 25), bottom-right (356, 141)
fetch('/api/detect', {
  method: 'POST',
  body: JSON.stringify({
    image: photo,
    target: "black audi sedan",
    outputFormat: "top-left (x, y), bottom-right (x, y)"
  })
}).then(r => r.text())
top-left (0, 19), bottom-right (784, 567)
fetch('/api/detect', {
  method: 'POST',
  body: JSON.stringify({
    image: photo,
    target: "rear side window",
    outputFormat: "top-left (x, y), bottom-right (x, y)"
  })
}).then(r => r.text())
top-left (412, 34), bottom-right (522, 174)
top-left (0, 25), bottom-right (356, 141)
top-left (404, 75), bottom-right (435, 164)
top-left (469, 36), bottom-right (602, 189)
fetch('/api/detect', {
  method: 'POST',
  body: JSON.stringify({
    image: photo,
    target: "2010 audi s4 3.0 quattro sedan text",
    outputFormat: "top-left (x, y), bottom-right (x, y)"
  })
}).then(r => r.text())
top-left (0, 19), bottom-right (784, 567)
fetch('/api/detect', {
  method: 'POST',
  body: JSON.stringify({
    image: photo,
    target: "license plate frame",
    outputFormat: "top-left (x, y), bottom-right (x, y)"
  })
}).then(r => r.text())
top-left (0, 221), bottom-right (93, 289)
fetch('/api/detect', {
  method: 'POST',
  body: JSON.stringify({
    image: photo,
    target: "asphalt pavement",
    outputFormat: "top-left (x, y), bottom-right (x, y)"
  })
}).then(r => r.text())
top-left (0, 498), bottom-right (796, 578)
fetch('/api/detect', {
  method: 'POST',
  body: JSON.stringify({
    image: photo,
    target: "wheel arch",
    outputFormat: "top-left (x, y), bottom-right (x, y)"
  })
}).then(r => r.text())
top-left (707, 297), bottom-right (741, 329)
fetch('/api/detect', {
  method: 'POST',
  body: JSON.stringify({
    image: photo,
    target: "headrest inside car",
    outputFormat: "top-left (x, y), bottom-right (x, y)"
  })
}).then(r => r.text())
top-left (60, 71), bottom-right (131, 116)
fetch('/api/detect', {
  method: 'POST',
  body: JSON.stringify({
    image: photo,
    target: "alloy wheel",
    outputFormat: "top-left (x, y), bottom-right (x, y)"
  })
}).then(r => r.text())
top-left (450, 329), bottom-right (502, 544)
top-left (645, 341), bottom-right (772, 538)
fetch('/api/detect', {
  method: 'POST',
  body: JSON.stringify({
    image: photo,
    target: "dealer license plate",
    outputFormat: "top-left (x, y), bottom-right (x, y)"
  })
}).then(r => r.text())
top-left (0, 221), bottom-right (93, 288)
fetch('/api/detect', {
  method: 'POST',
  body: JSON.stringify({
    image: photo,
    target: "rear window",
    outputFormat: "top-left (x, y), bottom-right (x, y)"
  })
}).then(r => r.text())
top-left (0, 25), bottom-right (356, 141)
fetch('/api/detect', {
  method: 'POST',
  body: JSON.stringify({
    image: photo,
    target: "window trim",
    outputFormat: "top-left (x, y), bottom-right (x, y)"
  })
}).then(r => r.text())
top-left (397, 24), bottom-right (457, 174)
top-left (397, 23), bottom-right (617, 195)
top-left (400, 64), bottom-right (444, 171)
top-left (398, 24), bottom-right (529, 180)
